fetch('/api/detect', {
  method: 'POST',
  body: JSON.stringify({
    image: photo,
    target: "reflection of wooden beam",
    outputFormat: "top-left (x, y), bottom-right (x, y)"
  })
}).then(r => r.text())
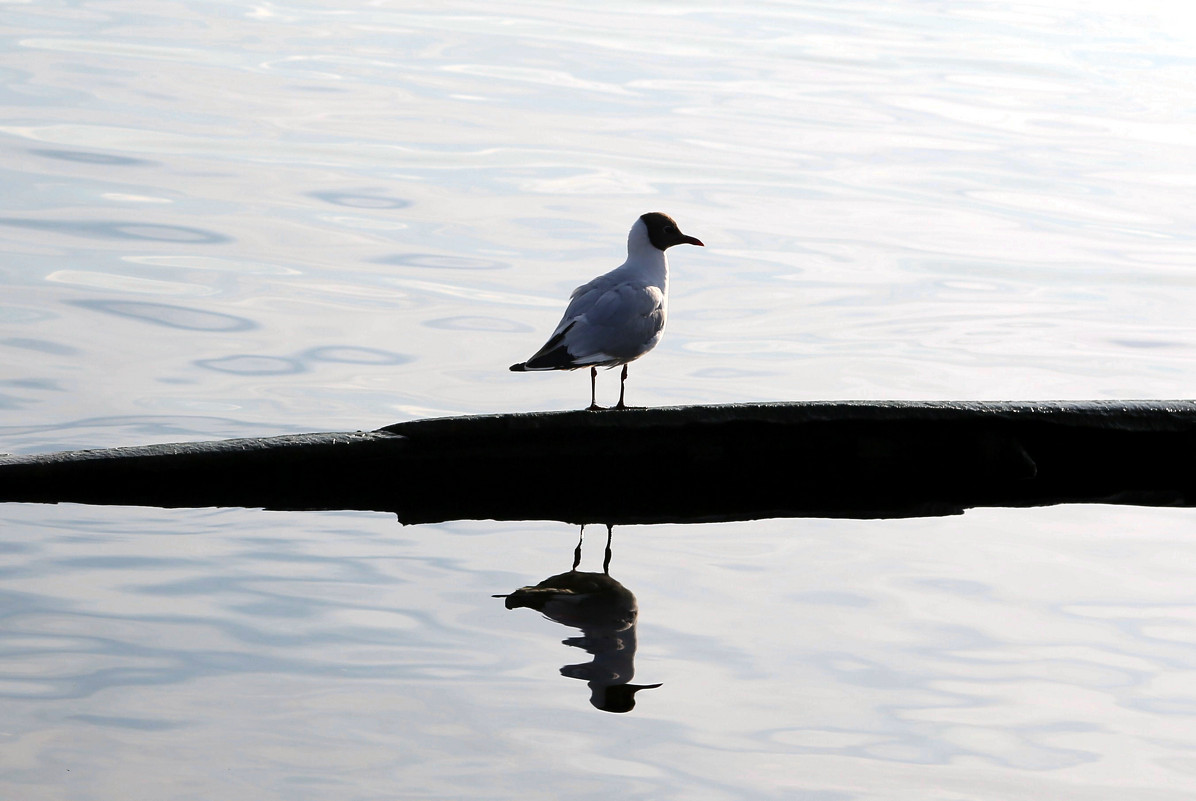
top-left (1, 401), bottom-right (1194, 525)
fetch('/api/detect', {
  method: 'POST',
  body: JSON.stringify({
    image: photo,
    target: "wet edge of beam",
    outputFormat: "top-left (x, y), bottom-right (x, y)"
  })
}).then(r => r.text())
top-left (380, 400), bottom-right (1196, 437)
top-left (0, 400), bottom-right (1194, 524)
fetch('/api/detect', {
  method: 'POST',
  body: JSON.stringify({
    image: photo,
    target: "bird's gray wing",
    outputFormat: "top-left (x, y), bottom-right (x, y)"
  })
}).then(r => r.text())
top-left (562, 280), bottom-right (666, 362)
top-left (515, 277), bottom-right (619, 368)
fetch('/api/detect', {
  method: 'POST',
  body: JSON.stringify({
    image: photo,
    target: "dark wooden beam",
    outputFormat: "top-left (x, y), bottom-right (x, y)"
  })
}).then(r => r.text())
top-left (1, 401), bottom-right (1194, 524)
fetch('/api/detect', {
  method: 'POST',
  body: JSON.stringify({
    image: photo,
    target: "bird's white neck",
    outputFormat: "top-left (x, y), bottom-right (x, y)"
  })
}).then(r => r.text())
top-left (623, 218), bottom-right (668, 289)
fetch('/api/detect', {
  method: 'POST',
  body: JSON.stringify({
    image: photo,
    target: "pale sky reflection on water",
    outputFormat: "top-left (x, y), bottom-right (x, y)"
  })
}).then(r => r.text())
top-left (2, 1), bottom-right (1196, 799)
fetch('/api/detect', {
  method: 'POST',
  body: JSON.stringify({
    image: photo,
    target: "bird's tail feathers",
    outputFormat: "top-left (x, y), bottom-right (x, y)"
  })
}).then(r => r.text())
top-left (512, 352), bottom-right (579, 371)
top-left (510, 360), bottom-right (568, 371)
top-left (511, 321), bottom-right (580, 372)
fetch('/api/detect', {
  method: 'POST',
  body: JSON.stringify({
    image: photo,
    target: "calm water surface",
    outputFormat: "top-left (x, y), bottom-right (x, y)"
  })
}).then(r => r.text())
top-left (3, 0), bottom-right (1196, 798)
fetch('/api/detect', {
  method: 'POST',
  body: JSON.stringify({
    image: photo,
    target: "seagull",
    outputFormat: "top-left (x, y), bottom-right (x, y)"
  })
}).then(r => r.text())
top-left (510, 212), bottom-right (703, 410)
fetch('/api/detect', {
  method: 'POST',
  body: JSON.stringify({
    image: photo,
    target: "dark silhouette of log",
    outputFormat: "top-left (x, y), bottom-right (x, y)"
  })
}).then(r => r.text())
top-left (0, 401), bottom-right (1194, 524)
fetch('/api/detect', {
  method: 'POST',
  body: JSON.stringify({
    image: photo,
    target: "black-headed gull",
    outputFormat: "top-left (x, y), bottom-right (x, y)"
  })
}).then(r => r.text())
top-left (510, 212), bottom-right (703, 410)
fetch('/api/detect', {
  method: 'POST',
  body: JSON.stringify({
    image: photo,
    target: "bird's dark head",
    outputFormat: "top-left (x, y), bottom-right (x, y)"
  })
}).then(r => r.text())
top-left (592, 682), bottom-right (664, 713)
top-left (640, 212), bottom-right (704, 250)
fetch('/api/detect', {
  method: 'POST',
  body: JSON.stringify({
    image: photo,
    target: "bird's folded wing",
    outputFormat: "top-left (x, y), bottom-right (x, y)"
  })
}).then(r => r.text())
top-left (583, 283), bottom-right (663, 325)
top-left (565, 283), bottom-right (665, 360)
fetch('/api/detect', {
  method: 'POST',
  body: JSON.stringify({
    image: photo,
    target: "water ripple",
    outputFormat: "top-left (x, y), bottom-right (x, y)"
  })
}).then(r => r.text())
top-left (29, 148), bottom-right (157, 167)
top-left (308, 190), bottom-right (411, 209)
top-left (67, 300), bottom-right (257, 332)
top-left (194, 356), bottom-right (306, 376)
top-left (0, 217), bottom-right (231, 244)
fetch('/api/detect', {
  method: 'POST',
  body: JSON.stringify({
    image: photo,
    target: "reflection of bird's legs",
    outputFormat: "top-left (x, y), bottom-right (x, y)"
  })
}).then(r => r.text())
top-left (603, 524), bottom-right (613, 574)
top-left (587, 367), bottom-right (602, 411)
top-left (572, 524), bottom-right (585, 570)
top-left (614, 364), bottom-right (629, 410)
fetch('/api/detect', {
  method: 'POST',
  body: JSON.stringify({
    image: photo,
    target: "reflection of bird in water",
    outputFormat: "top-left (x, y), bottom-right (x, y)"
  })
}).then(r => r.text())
top-left (495, 524), bottom-right (661, 713)
top-left (509, 212), bottom-right (703, 410)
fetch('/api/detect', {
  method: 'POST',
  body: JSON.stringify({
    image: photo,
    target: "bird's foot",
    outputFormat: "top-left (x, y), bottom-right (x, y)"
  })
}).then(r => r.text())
top-left (585, 403), bottom-right (606, 412)
top-left (613, 402), bottom-right (641, 411)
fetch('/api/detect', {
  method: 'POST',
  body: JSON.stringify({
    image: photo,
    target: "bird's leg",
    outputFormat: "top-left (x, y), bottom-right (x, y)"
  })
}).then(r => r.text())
top-left (614, 364), bottom-right (629, 409)
top-left (572, 524), bottom-right (584, 570)
top-left (603, 523), bottom-right (613, 575)
top-left (586, 366), bottom-right (603, 411)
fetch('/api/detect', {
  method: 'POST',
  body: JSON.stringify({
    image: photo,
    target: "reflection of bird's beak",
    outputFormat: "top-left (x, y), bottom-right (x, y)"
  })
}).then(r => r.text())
top-left (682, 235), bottom-right (704, 247)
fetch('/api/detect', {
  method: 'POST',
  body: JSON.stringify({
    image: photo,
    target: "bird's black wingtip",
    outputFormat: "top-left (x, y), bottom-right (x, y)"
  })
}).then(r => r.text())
top-left (509, 363), bottom-right (527, 372)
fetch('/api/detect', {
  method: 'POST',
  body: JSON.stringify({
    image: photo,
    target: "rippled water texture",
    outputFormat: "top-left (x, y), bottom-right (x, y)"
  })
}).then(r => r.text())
top-left (4, 1), bottom-right (1196, 799)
